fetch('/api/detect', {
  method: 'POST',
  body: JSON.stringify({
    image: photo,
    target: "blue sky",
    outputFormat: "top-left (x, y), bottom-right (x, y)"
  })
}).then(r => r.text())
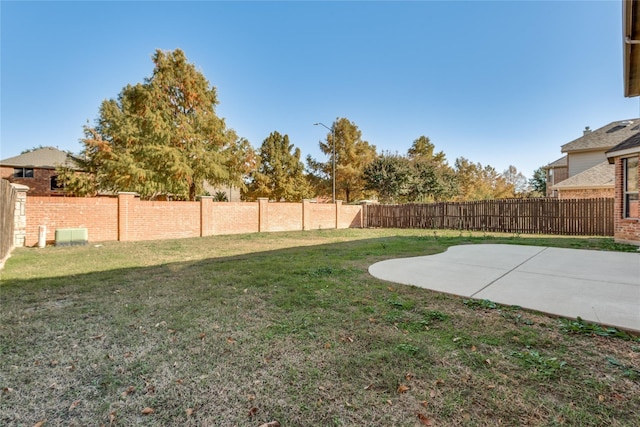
top-left (2, 1), bottom-right (639, 179)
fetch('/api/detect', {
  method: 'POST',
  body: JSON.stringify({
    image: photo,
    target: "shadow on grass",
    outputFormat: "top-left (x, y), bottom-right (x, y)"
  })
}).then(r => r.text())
top-left (1, 231), bottom-right (638, 426)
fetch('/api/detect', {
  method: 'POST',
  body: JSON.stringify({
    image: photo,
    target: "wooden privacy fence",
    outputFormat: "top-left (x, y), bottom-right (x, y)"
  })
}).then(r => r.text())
top-left (363, 198), bottom-right (614, 236)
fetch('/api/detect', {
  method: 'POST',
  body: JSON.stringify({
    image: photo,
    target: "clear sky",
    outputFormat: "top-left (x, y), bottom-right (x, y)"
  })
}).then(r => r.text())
top-left (2, 0), bottom-right (639, 179)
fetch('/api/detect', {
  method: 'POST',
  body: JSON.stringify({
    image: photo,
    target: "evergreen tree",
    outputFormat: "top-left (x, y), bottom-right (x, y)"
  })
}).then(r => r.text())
top-left (309, 118), bottom-right (377, 203)
top-left (245, 131), bottom-right (312, 201)
top-left (528, 167), bottom-right (547, 196)
top-left (58, 49), bottom-right (245, 200)
top-left (406, 136), bottom-right (456, 202)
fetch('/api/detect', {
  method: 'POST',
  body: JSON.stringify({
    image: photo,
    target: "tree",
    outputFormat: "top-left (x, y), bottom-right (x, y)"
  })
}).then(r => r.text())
top-left (58, 49), bottom-right (244, 200)
top-left (406, 136), bottom-right (456, 202)
top-left (408, 158), bottom-right (458, 202)
top-left (244, 131), bottom-right (312, 201)
top-left (453, 157), bottom-right (514, 200)
top-left (363, 153), bottom-right (412, 203)
top-left (529, 167), bottom-right (547, 196)
top-left (501, 165), bottom-right (529, 196)
top-left (407, 136), bottom-right (446, 164)
top-left (309, 117), bottom-right (377, 203)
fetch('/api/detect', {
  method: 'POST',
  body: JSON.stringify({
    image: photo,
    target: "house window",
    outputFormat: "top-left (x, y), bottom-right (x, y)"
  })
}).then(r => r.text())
top-left (50, 175), bottom-right (64, 191)
top-left (623, 157), bottom-right (638, 218)
top-left (13, 167), bottom-right (34, 178)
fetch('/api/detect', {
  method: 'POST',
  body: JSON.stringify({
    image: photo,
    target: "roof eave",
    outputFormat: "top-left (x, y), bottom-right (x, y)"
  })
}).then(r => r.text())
top-left (624, 0), bottom-right (640, 97)
top-left (606, 145), bottom-right (640, 159)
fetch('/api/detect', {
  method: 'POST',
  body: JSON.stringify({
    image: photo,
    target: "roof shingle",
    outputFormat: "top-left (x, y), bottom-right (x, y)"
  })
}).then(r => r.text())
top-left (561, 119), bottom-right (640, 153)
top-left (0, 147), bottom-right (78, 169)
top-left (552, 161), bottom-right (614, 189)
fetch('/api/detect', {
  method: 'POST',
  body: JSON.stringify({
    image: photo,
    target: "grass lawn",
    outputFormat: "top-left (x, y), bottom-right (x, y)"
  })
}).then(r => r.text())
top-left (1, 229), bottom-right (639, 426)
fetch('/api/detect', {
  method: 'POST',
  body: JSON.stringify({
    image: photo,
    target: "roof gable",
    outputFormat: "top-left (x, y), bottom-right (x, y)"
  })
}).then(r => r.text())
top-left (0, 147), bottom-right (78, 169)
top-left (561, 119), bottom-right (640, 153)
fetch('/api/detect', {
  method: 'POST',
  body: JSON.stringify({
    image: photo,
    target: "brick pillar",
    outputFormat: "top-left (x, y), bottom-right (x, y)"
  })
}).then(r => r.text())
top-left (118, 192), bottom-right (137, 241)
top-left (200, 196), bottom-right (214, 237)
top-left (11, 184), bottom-right (28, 247)
top-left (302, 199), bottom-right (311, 231)
top-left (258, 198), bottom-right (269, 232)
top-left (335, 200), bottom-right (342, 229)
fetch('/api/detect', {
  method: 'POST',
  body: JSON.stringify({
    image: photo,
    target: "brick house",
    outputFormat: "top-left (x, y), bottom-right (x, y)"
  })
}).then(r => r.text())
top-left (548, 119), bottom-right (639, 198)
top-left (601, 0), bottom-right (640, 245)
top-left (0, 147), bottom-right (77, 196)
top-left (606, 131), bottom-right (640, 245)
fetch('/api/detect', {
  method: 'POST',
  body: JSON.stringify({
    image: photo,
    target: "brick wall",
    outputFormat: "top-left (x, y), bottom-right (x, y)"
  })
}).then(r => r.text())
top-left (557, 188), bottom-right (614, 199)
top-left (613, 156), bottom-right (640, 245)
top-left (22, 194), bottom-right (362, 246)
top-left (26, 196), bottom-right (119, 246)
top-left (206, 201), bottom-right (259, 235)
top-left (117, 193), bottom-right (201, 241)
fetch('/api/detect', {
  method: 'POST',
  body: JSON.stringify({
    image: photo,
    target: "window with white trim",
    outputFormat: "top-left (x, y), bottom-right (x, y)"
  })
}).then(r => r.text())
top-left (623, 157), bottom-right (638, 218)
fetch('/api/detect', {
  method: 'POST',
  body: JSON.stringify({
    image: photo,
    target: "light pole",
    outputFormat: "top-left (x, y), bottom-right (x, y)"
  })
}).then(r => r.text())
top-left (314, 122), bottom-right (336, 203)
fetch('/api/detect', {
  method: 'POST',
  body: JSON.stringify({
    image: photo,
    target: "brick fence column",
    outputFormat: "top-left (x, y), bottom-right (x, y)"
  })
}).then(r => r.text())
top-left (200, 196), bottom-right (214, 237)
top-left (11, 184), bottom-right (28, 247)
top-left (118, 192), bottom-right (137, 242)
top-left (258, 198), bottom-right (269, 232)
top-left (302, 199), bottom-right (311, 231)
top-left (335, 200), bottom-right (342, 229)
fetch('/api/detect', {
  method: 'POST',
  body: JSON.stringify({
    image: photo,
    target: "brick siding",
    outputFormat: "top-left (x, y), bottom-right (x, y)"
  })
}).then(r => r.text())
top-left (613, 155), bottom-right (640, 245)
top-left (557, 188), bottom-right (614, 199)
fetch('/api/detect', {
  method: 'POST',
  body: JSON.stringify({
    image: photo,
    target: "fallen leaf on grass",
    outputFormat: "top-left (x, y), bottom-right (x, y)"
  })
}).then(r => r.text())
top-left (33, 421), bottom-right (46, 427)
top-left (434, 379), bottom-right (444, 387)
top-left (257, 422), bottom-right (280, 427)
top-left (2, 387), bottom-right (13, 393)
top-left (405, 372), bottom-right (414, 381)
top-left (397, 384), bottom-right (410, 393)
top-left (185, 408), bottom-right (194, 418)
top-left (324, 343), bottom-right (331, 349)
top-left (122, 386), bottom-right (135, 397)
top-left (248, 407), bottom-right (258, 417)
top-left (226, 337), bottom-right (236, 344)
top-left (417, 412), bottom-right (432, 425)
top-left (471, 345), bottom-right (477, 352)
top-left (69, 400), bottom-right (80, 411)
top-left (91, 334), bottom-right (105, 340)
top-left (598, 394), bottom-right (605, 402)
top-left (141, 407), bottom-right (154, 415)
top-left (199, 333), bottom-right (206, 340)
top-left (109, 411), bottom-right (116, 425)
top-left (429, 390), bottom-right (436, 398)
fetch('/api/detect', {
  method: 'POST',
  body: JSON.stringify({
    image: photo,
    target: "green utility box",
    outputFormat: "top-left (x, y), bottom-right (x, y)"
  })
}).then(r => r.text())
top-left (55, 228), bottom-right (89, 247)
